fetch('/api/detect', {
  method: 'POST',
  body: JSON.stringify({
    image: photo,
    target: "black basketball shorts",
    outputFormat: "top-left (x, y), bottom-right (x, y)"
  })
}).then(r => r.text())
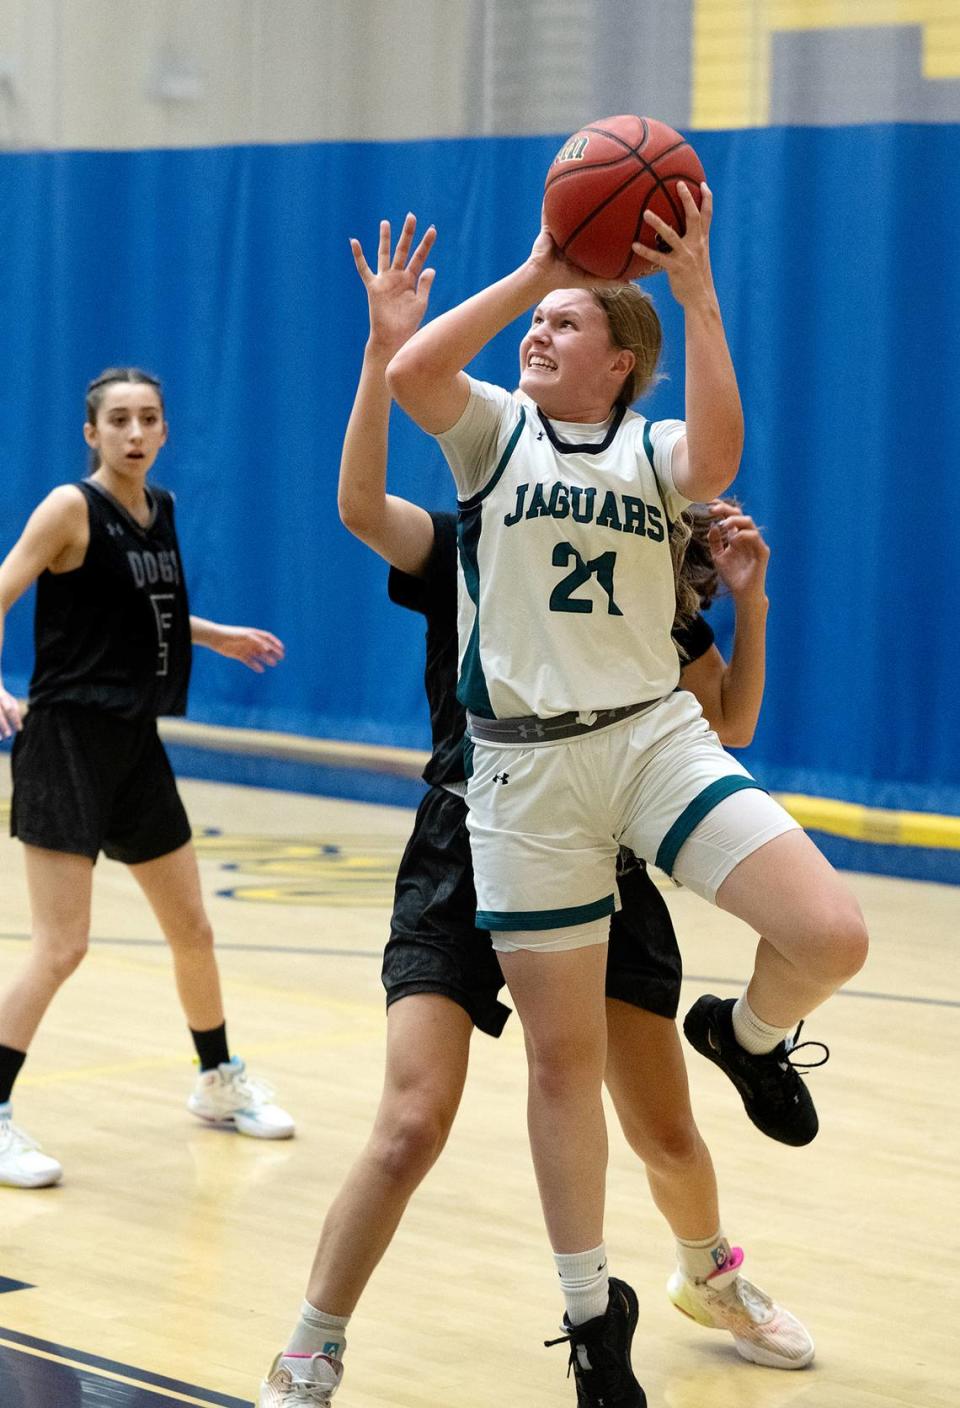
top-left (382, 785), bottom-right (683, 1037)
top-left (10, 704), bottom-right (192, 865)
top-left (384, 785), bottom-right (512, 1037)
top-left (606, 850), bottom-right (683, 1020)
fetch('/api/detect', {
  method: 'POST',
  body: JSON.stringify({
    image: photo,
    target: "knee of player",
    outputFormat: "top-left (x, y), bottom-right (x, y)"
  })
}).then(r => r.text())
top-left (835, 908), bottom-right (869, 981)
top-left (813, 898), bottom-right (869, 984)
top-left (526, 1031), bottom-right (606, 1098)
top-left (171, 914), bottom-right (216, 954)
top-left (793, 895), bottom-right (867, 985)
top-left (373, 1100), bottom-right (453, 1185)
top-left (621, 1111), bottom-right (703, 1174)
top-left (36, 931), bottom-right (90, 983)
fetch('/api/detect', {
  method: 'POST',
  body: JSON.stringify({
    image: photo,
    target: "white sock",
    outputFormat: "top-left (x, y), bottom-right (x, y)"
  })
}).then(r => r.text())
top-left (676, 1229), bottom-right (732, 1282)
top-left (285, 1300), bottom-right (349, 1361)
top-left (732, 992), bottom-right (795, 1055)
top-left (554, 1243), bottom-right (609, 1326)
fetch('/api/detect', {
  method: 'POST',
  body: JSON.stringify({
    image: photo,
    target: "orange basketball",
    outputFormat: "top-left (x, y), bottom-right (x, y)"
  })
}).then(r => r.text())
top-left (543, 114), bottom-right (706, 279)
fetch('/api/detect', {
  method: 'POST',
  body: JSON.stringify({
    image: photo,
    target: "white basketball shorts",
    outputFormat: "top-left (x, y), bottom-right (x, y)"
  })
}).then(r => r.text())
top-left (464, 689), bottom-right (799, 952)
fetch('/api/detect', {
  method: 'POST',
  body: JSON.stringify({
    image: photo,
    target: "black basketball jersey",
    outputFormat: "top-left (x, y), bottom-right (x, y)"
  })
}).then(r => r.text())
top-left (388, 513), bottom-right (464, 788)
top-left (28, 479), bottom-right (192, 720)
top-left (387, 510), bottom-right (715, 787)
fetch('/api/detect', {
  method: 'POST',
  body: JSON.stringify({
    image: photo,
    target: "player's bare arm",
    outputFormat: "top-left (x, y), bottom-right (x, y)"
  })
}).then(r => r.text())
top-left (0, 487), bottom-right (89, 734)
top-left (679, 502), bottom-right (769, 746)
top-left (339, 215), bottom-right (437, 576)
top-left (387, 220), bottom-right (603, 435)
top-left (189, 617), bottom-right (285, 673)
top-left (637, 184), bottom-right (743, 503)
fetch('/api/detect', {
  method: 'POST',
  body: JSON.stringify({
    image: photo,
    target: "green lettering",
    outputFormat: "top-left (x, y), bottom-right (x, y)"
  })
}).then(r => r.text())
top-left (621, 496), bottom-right (647, 536)
top-left (548, 483), bottom-right (570, 518)
top-left (525, 483), bottom-right (550, 518)
top-left (596, 490), bottom-right (623, 532)
top-left (570, 486), bottom-right (596, 523)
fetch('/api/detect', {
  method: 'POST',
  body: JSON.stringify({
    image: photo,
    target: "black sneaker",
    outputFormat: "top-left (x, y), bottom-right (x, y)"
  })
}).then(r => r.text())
top-left (545, 1277), bottom-right (646, 1407)
top-left (683, 995), bottom-right (829, 1147)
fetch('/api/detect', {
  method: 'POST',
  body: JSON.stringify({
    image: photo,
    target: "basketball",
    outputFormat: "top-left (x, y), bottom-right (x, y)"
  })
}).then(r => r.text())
top-left (543, 114), bottom-right (706, 280)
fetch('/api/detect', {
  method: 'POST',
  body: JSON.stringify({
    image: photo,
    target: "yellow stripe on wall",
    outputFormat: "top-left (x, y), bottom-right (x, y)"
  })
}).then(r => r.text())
top-left (152, 717), bottom-right (960, 856)
top-left (693, 0), bottom-right (960, 127)
top-left (774, 793), bottom-right (960, 850)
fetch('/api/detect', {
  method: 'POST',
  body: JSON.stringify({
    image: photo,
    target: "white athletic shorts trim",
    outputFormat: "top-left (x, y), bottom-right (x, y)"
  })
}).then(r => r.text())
top-left (491, 918), bottom-right (609, 955)
top-left (466, 689), bottom-right (800, 938)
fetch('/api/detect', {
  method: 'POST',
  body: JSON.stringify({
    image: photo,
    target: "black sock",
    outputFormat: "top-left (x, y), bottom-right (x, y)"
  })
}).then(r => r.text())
top-left (0, 1044), bottom-right (27, 1105)
top-left (190, 1022), bottom-right (230, 1072)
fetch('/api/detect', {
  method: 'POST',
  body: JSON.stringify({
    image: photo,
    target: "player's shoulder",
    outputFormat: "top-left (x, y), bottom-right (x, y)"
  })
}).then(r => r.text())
top-left (34, 482), bottom-right (89, 526)
top-left (14, 483), bottom-right (89, 558)
top-left (619, 407), bottom-right (648, 437)
top-left (463, 376), bottom-right (523, 422)
top-left (614, 407), bottom-right (657, 461)
top-left (620, 407), bottom-right (676, 436)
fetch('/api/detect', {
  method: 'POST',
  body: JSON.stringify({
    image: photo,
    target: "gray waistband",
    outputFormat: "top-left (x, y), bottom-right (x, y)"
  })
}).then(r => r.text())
top-left (467, 698), bottom-right (660, 745)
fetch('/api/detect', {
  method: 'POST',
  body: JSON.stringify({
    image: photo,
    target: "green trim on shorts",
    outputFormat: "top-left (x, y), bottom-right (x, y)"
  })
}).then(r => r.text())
top-left (655, 776), bottom-right (766, 877)
top-left (477, 893), bottom-right (615, 932)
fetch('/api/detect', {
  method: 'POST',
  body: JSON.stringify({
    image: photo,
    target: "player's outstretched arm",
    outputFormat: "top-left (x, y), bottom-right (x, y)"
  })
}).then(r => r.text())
top-left (0, 487), bottom-right (88, 737)
top-left (338, 214), bottom-right (437, 577)
top-left (636, 183), bottom-right (743, 504)
top-left (387, 221), bottom-right (604, 435)
top-left (679, 501), bottom-right (769, 746)
top-left (189, 618), bottom-right (284, 673)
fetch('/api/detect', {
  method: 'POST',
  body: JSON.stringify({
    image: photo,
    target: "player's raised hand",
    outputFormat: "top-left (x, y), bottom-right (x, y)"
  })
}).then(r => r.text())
top-left (707, 500), bottom-right (770, 603)
top-left (527, 217), bottom-right (631, 292)
top-left (634, 182), bottom-right (716, 306)
top-left (350, 214), bottom-right (437, 358)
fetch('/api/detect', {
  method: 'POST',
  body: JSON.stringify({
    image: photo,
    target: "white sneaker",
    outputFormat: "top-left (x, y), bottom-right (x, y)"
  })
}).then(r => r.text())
top-left (667, 1246), bottom-right (815, 1369)
top-left (187, 1057), bottom-right (295, 1139)
top-left (0, 1107), bottom-right (63, 1188)
top-left (258, 1351), bottom-right (343, 1406)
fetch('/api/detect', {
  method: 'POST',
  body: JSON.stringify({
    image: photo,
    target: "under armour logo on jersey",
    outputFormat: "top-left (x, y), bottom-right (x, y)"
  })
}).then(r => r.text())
top-left (492, 772), bottom-right (510, 785)
top-left (106, 523), bottom-right (124, 537)
top-left (536, 430), bottom-right (545, 440)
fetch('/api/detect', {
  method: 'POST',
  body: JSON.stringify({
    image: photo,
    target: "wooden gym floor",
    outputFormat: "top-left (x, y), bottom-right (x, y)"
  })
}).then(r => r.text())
top-left (0, 762), bottom-right (956, 1408)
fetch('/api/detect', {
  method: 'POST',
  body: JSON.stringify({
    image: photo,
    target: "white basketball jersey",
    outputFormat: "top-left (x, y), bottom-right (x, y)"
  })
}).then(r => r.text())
top-left (437, 377), bottom-right (689, 719)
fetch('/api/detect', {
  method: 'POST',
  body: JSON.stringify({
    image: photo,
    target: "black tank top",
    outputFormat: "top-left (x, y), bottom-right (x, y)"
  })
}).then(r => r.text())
top-left (28, 479), bottom-right (192, 719)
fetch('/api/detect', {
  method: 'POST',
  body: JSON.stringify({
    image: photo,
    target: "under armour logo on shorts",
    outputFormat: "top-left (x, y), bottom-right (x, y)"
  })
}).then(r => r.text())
top-left (492, 772), bottom-right (510, 785)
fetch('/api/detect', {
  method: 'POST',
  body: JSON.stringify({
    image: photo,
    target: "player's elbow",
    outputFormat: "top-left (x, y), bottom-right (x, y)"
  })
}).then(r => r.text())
top-left (337, 488), bottom-right (376, 541)
top-left (686, 422), bottom-right (744, 502)
top-left (688, 462), bottom-right (739, 506)
top-left (715, 716), bottom-right (756, 749)
top-left (385, 344), bottom-right (425, 408)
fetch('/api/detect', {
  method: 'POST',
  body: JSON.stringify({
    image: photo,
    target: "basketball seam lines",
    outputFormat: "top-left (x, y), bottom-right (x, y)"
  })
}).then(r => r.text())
top-left (547, 133), bottom-right (695, 279)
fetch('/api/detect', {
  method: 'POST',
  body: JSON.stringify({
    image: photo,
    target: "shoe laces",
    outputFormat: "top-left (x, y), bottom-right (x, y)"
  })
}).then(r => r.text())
top-left (0, 1118), bottom-right (39, 1155)
top-left (781, 1022), bottom-right (830, 1073)
top-left (714, 1273), bottom-right (774, 1323)
top-left (224, 1064), bottom-right (275, 1109)
top-left (281, 1355), bottom-right (338, 1405)
top-left (544, 1320), bottom-right (622, 1386)
top-left (544, 1327), bottom-right (578, 1379)
top-left (286, 1381), bottom-right (334, 1406)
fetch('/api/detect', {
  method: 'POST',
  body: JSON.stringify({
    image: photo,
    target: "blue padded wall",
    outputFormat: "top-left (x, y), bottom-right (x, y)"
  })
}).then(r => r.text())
top-left (0, 126), bottom-right (956, 816)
